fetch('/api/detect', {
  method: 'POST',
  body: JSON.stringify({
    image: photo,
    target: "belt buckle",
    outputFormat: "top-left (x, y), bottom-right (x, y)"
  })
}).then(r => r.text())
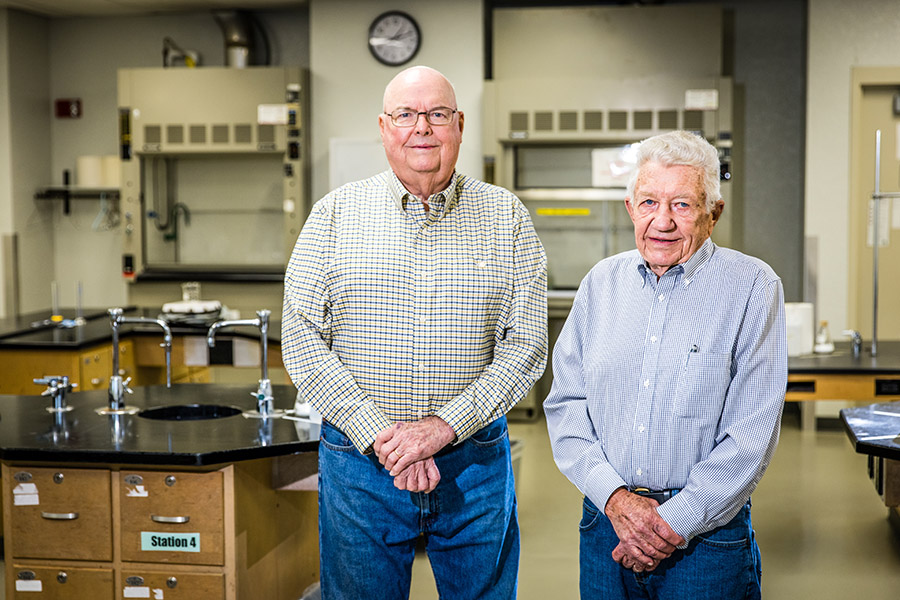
top-left (630, 487), bottom-right (670, 503)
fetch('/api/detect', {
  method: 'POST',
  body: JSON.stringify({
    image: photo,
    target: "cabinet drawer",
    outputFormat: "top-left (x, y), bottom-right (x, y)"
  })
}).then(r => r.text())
top-left (8, 467), bottom-right (112, 561)
top-left (119, 570), bottom-right (224, 600)
top-left (119, 470), bottom-right (225, 565)
top-left (12, 564), bottom-right (114, 600)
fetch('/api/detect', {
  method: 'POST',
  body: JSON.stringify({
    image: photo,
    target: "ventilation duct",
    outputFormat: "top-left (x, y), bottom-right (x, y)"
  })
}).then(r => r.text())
top-left (214, 10), bottom-right (268, 68)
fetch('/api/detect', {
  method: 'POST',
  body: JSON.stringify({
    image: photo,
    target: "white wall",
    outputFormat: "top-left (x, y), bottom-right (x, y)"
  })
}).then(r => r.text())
top-left (309, 0), bottom-right (484, 202)
top-left (806, 0), bottom-right (900, 334)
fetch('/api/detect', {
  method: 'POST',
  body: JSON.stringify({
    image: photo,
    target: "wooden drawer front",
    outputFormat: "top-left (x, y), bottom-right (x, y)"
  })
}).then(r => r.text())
top-left (120, 470), bottom-right (225, 565)
top-left (119, 571), bottom-right (224, 600)
top-left (8, 468), bottom-right (112, 561)
top-left (12, 564), bottom-right (113, 600)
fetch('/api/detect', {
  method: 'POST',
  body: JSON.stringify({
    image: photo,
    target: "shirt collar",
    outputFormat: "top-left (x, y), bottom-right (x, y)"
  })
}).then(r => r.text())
top-left (634, 237), bottom-right (715, 287)
top-left (387, 170), bottom-right (462, 216)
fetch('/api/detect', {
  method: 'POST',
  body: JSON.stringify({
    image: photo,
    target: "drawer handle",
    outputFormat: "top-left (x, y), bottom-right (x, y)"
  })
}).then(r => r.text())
top-left (151, 514), bottom-right (190, 524)
top-left (41, 511), bottom-right (79, 520)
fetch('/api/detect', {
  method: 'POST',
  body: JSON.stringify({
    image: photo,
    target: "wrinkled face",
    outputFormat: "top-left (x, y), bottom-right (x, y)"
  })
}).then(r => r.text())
top-left (378, 69), bottom-right (464, 192)
top-left (625, 161), bottom-right (723, 278)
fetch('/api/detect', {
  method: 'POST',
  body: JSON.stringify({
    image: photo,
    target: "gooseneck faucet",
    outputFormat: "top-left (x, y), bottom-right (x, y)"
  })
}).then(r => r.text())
top-left (106, 308), bottom-right (172, 411)
top-left (207, 309), bottom-right (275, 417)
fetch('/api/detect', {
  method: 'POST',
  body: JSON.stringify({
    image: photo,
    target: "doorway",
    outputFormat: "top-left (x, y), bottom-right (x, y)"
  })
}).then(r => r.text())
top-left (850, 67), bottom-right (900, 342)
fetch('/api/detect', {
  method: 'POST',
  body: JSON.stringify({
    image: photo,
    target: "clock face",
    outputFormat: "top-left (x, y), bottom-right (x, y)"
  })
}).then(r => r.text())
top-left (368, 11), bottom-right (421, 66)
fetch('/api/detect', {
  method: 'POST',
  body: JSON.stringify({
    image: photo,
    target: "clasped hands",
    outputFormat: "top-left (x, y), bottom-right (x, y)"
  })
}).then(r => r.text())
top-left (373, 416), bottom-right (456, 493)
top-left (605, 488), bottom-right (685, 573)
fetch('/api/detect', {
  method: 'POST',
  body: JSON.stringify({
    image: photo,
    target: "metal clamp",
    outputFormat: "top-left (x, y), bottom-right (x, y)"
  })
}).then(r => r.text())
top-left (33, 376), bottom-right (76, 413)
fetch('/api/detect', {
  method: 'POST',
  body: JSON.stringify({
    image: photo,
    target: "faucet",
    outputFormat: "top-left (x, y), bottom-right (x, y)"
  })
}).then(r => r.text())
top-left (106, 308), bottom-right (172, 411)
top-left (33, 375), bottom-right (76, 413)
top-left (843, 329), bottom-right (863, 359)
top-left (207, 309), bottom-right (276, 417)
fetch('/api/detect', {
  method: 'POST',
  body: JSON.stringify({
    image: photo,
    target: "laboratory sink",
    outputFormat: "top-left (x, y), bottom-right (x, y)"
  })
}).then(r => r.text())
top-left (138, 403), bottom-right (243, 421)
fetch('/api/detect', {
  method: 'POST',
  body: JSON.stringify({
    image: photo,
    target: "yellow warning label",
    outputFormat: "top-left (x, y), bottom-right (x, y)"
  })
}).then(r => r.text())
top-left (535, 208), bottom-right (591, 217)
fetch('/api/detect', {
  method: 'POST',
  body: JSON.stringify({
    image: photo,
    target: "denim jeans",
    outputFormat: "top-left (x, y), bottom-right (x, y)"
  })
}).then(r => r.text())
top-left (580, 496), bottom-right (762, 600)
top-left (318, 416), bottom-right (519, 600)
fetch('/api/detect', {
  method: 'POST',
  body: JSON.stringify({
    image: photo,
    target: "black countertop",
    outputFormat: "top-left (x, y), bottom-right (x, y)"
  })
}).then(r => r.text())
top-left (788, 341), bottom-right (900, 375)
top-left (0, 384), bottom-right (319, 467)
top-left (0, 307), bottom-right (280, 350)
top-left (841, 401), bottom-right (900, 461)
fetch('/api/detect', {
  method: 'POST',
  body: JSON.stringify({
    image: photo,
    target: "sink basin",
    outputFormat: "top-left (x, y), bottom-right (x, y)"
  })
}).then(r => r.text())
top-left (138, 404), bottom-right (242, 421)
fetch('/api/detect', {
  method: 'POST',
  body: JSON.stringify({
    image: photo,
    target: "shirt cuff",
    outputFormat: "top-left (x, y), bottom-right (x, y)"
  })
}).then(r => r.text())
top-left (584, 464), bottom-right (628, 512)
top-left (435, 396), bottom-right (480, 443)
top-left (342, 402), bottom-right (394, 454)
top-left (655, 493), bottom-right (699, 546)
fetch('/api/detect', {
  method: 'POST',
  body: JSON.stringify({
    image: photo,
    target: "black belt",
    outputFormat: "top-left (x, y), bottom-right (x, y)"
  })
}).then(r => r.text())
top-left (630, 487), bottom-right (680, 504)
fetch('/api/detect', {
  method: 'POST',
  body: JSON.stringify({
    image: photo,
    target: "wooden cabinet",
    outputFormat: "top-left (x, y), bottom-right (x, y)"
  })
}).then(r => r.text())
top-left (10, 565), bottom-right (113, 599)
top-left (0, 340), bottom-right (136, 395)
top-left (7, 467), bottom-right (112, 561)
top-left (2, 461), bottom-right (318, 600)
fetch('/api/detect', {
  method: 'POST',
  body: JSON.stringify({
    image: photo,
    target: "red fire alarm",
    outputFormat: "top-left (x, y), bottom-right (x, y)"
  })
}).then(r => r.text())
top-left (55, 99), bottom-right (82, 119)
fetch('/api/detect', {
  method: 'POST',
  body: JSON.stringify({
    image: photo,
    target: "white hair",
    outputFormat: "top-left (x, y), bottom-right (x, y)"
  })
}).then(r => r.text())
top-left (626, 130), bottom-right (721, 212)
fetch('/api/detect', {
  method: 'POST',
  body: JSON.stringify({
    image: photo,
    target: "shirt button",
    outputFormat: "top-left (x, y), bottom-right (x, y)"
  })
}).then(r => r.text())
top-left (650, 336), bottom-right (658, 343)
top-left (636, 468), bottom-right (643, 476)
top-left (658, 294), bottom-right (665, 302)
top-left (643, 379), bottom-right (650, 388)
top-left (416, 363), bottom-right (424, 372)
top-left (638, 425), bottom-right (645, 433)
top-left (418, 316), bottom-right (427, 324)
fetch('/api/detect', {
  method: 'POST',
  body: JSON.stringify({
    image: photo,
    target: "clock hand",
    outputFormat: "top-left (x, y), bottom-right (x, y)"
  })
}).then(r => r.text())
top-left (370, 37), bottom-right (408, 48)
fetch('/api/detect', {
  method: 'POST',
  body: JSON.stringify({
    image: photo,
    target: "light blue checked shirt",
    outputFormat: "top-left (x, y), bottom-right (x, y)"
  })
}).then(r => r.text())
top-left (544, 239), bottom-right (786, 542)
top-left (282, 170), bottom-right (548, 453)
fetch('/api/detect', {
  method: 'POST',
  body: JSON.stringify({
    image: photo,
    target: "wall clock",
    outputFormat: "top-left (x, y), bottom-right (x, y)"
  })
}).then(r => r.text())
top-left (368, 11), bottom-right (421, 67)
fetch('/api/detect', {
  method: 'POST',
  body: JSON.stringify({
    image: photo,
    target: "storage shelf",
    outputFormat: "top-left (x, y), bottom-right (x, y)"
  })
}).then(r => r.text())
top-left (35, 186), bottom-right (120, 200)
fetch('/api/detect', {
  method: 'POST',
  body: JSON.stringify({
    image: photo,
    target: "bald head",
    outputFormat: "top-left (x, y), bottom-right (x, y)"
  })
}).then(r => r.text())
top-left (382, 66), bottom-right (457, 112)
top-left (378, 65), bottom-right (464, 200)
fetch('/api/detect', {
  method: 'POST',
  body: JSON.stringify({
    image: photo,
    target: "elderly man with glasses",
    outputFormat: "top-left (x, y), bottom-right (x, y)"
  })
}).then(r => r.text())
top-left (282, 65), bottom-right (547, 600)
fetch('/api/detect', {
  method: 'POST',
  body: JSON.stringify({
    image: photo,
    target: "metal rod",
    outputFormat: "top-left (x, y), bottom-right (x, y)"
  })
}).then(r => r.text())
top-left (872, 131), bottom-right (881, 356)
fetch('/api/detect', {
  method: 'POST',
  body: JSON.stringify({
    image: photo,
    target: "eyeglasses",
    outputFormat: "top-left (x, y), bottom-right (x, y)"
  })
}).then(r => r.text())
top-left (385, 107), bottom-right (458, 127)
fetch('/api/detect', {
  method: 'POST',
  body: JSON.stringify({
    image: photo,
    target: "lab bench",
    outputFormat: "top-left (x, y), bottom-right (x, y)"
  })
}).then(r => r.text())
top-left (841, 400), bottom-right (900, 537)
top-left (0, 307), bottom-right (284, 396)
top-left (0, 384), bottom-right (319, 600)
top-left (787, 341), bottom-right (900, 430)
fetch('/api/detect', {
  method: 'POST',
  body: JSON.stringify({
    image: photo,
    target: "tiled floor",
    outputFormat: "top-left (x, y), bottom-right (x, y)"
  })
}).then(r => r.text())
top-left (411, 406), bottom-right (900, 599)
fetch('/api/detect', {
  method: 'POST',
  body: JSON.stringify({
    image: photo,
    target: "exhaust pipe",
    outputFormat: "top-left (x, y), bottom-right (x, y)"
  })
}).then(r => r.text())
top-left (213, 10), bottom-right (255, 68)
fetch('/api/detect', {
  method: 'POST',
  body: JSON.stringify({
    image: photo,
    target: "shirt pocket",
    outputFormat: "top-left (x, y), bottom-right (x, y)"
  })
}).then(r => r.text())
top-left (673, 351), bottom-right (732, 420)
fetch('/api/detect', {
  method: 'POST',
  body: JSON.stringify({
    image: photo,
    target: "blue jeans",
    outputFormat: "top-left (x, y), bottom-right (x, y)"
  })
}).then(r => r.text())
top-left (318, 416), bottom-right (519, 600)
top-left (580, 496), bottom-right (762, 600)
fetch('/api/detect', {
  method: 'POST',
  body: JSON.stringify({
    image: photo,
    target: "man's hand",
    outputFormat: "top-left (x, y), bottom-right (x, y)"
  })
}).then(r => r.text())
top-left (373, 416), bottom-right (457, 476)
top-left (605, 488), bottom-right (685, 572)
top-left (391, 457), bottom-right (441, 493)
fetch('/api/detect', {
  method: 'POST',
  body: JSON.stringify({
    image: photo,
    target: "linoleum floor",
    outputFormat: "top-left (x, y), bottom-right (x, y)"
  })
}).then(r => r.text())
top-left (410, 405), bottom-right (900, 599)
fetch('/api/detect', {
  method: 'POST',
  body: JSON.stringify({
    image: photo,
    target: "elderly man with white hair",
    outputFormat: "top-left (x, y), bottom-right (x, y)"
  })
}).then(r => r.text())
top-left (545, 130), bottom-right (787, 600)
